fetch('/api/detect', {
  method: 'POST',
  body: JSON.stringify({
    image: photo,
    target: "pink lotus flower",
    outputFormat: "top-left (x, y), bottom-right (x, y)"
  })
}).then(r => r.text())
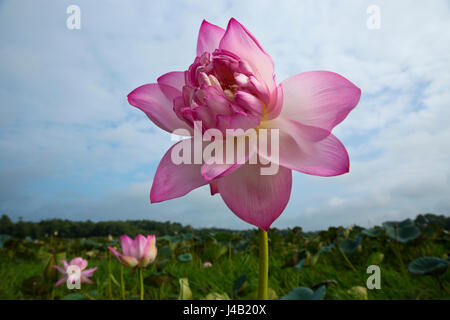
top-left (53, 257), bottom-right (97, 287)
top-left (128, 18), bottom-right (361, 230)
top-left (108, 234), bottom-right (157, 268)
top-left (203, 261), bottom-right (213, 268)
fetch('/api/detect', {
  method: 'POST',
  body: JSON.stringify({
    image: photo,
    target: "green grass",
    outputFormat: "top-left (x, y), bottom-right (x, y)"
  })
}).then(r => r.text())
top-left (0, 227), bottom-right (448, 300)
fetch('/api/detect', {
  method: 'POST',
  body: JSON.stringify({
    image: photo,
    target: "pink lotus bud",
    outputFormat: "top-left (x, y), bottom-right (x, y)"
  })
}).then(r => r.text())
top-left (108, 234), bottom-right (157, 268)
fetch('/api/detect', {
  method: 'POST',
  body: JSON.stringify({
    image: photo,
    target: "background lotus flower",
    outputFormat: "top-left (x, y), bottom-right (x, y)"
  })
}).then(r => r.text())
top-left (203, 261), bottom-right (213, 268)
top-left (108, 234), bottom-right (157, 268)
top-left (128, 18), bottom-right (361, 231)
top-left (53, 257), bottom-right (97, 287)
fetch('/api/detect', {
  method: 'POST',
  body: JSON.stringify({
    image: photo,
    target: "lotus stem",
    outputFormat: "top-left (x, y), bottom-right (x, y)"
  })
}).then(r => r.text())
top-left (81, 290), bottom-right (96, 300)
top-left (338, 244), bottom-right (360, 279)
top-left (392, 236), bottom-right (412, 293)
top-left (120, 265), bottom-right (125, 300)
top-left (435, 275), bottom-right (448, 295)
top-left (107, 250), bottom-right (112, 298)
top-left (139, 268), bottom-right (144, 300)
top-left (258, 229), bottom-right (269, 300)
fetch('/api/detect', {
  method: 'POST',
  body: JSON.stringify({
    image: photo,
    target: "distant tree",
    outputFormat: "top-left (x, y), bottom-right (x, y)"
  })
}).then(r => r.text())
top-left (0, 214), bottom-right (14, 234)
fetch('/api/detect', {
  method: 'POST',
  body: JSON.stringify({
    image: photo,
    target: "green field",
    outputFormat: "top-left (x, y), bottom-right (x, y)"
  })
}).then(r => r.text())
top-left (0, 214), bottom-right (448, 300)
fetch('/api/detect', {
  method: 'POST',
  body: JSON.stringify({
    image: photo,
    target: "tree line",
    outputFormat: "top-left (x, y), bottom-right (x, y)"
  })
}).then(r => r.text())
top-left (0, 214), bottom-right (206, 239)
top-left (0, 213), bottom-right (448, 239)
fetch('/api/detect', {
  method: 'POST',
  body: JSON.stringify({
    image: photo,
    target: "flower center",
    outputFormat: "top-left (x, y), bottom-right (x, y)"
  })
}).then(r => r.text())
top-left (174, 50), bottom-right (270, 133)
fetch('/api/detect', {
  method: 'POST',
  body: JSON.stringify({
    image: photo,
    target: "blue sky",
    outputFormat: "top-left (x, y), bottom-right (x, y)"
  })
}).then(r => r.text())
top-left (0, 0), bottom-right (449, 231)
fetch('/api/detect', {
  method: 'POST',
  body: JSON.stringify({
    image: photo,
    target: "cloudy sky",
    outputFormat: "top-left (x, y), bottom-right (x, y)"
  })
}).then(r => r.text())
top-left (0, 0), bottom-right (449, 231)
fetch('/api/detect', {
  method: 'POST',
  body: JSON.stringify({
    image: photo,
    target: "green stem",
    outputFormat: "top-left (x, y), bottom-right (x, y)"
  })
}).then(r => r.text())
top-left (120, 266), bottom-right (125, 300)
top-left (258, 229), bottom-right (269, 300)
top-left (139, 268), bottom-right (144, 300)
top-left (392, 242), bottom-right (412, 293)
top-left (107, 251), bottom-right (112, 298)
top-left (435, 275), bottom-right (448, 296)
top-left (81, 290), bottom-right (96, 300)
top-left (338, 244), bottom-right (360, 279)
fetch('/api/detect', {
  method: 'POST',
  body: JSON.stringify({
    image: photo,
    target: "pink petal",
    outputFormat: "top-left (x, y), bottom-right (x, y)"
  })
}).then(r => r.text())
top-left (280, 71), bottom-right (361, 131)
top-left (149, 245), bottom-right (157, 263)
top-left (201, 137), bottom-right (257, 182)
top-left (134, 234), bottom-right (147, 259)
top-left (82, 267), bottom-right (98, 278)
top-left (219, 18), bottom-right (274, 92)
top-left (142, 235), bottom-right (152, 260)
top-left (196, 20), bottom-right (226, 56)
top-left (120, 235), bottom-right (134, 257)
top-left (128, 83), bottom-right (193, 135)
top-left (201, 162), bottom-right (240, 183)
top-left (55, 276), bottom-right (67, 287)
top-left (80, 276), bottom-right (93, 284)
top-left (209, 181), bottom-right (219, 195)
top-left (62, 259), bottom-right (69, 270)
top-left (264, 82), bottom-right (283, 121)
top-left (261, 118), bottom-right (350, 176)
top-left (216, 111), bottom-right (261, 135)
top-left (70, 257), bottom-right (88, 270)
top-left (52, 265), bottom-right (66, 274)
top-left (143, 235), bottom-right (157, 263)
top-left (235, 90), bottom-right (264, 116)
top-left (150, 139), bottom-right (208, 203)
top-left (217, 163), bottom-right (292, 231)
top-left (108, 246), bottom-right (122, 261)
top-left (157, 71), bottom-right (186, 93)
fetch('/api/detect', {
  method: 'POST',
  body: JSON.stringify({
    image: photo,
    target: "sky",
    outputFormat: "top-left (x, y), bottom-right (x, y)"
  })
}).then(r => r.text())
top-left (0, 0), bottom-right (449, 231)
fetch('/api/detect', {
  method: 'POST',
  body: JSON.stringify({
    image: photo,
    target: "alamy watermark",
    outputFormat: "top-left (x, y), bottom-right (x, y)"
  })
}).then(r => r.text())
top-left (66, 265), bottom-right (81, 289)
top-left (171, 121), bottom-right (280, 175)
top-left (366, 265), bottom-right (381, 289)
top-left (366, 5), bottom-right (381, 30)
top-left (66, 5), bottom-right (81, 30)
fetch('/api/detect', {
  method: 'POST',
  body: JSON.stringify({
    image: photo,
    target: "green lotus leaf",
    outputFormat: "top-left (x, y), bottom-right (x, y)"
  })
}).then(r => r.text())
top-left (383, 219), bottom-right (420, 243)
top-left (384, 218), bottom-right (415, 229)
top-left (339, 236), bottom-right (363, 255)
top-left (214, 232), bottom-right (234, 242)
top-left (182, 233), bottom-right (193, 241)
top-left (202, 245), bottom-right (227, 261)
top-left (311, 280), bottom-right (338, 290)
top-left (158, 246), bottom-right (172, 259)
top-left (0, 234), bottom-right (12, 249)
top-left (294, 258), bottom-right (306, 270)
top-left (161, 235), bottom-right (182, 243)
top-left (318, 243), bottom-right (335, 254)
top-left (232, 273), bottom-right (247, 294)
top-left (408, 257), bottom-right (449, 276)
top-left (241, 288), bottom-right (278, 300)
top-left (235, 240), bottom-right (250, 252)
top-left (63, 293), bottom-right (87, 300)
top-left (362, 227), bottom-right (383, 238)
top-left (396, 225), bottom-right (421, 243)
top-left (80, 239), bottom-right (103, 249)
top-left (144, 272), bottom-right (174, 288)
top-left (281, 285), bottom-right (326, 300)
top-left (177, 253), bottom-right (193, 263)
